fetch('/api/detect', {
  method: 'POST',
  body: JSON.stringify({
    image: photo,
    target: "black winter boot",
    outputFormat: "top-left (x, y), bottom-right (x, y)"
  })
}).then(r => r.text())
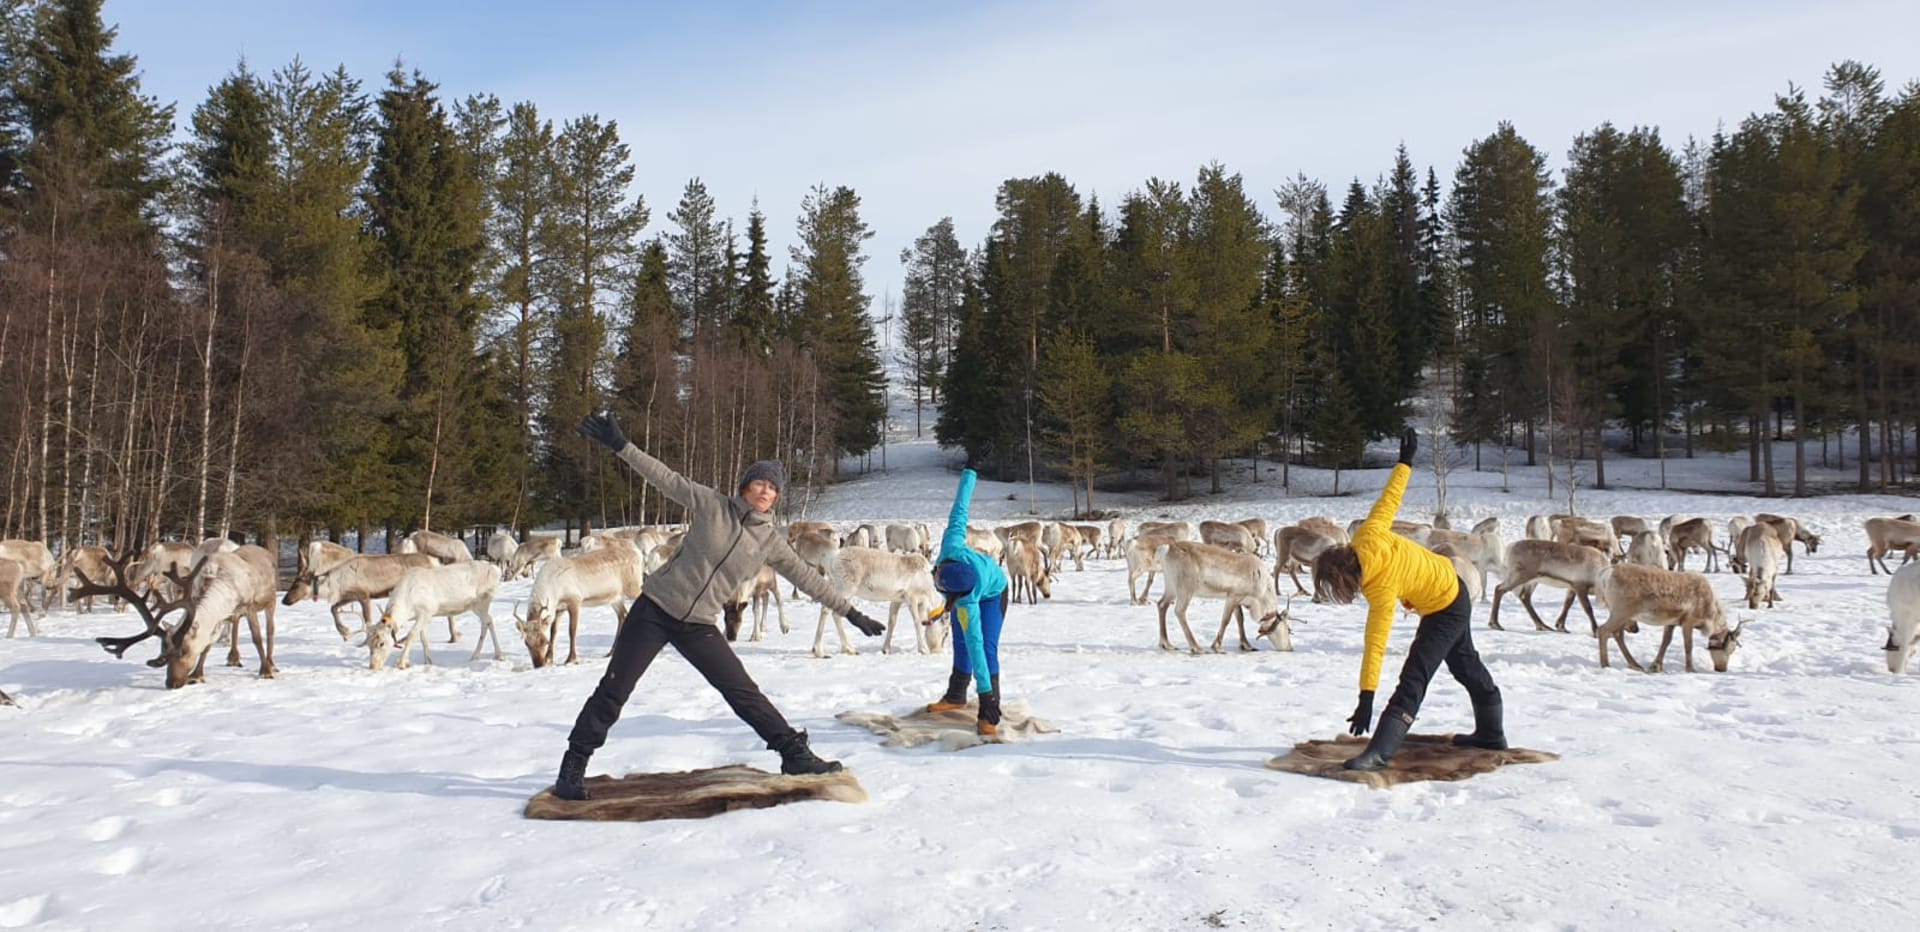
top-left (1343, 708), bottom-right (1413, 772)
top-left (927, 669), bottom-right (971, 713)
top-left (553, 746), bottom-right (592, 801)
top-left (771, 729), bottom-right (844, 775)
top-left (1451, 697), bottom-right (1508, 750)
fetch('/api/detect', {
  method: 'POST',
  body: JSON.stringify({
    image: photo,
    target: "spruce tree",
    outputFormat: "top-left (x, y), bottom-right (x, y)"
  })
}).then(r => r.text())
top-left (667, 176), bottom-right (728, 344)
top-left (731, 201), bottom-right (778, 353)
top-left (790, 183), bottom-right (885, 462)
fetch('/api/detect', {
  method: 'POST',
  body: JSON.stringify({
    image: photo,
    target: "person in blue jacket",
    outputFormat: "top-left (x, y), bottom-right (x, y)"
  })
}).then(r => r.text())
top-left (925, 468), bottom-right (1012, 736)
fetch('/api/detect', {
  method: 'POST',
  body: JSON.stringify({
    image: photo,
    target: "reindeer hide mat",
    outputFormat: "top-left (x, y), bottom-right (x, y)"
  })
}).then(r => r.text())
top-left (1265, 733), bottom-right (1558, 789)
top-left (523, 765), bottom-right (866, 822)
top-left (836, 699), bottom-right (1057, 752)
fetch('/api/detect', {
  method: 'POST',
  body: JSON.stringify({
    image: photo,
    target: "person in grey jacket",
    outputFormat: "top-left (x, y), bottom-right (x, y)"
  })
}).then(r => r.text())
top-left (551, 412), bottom-right (885, 801)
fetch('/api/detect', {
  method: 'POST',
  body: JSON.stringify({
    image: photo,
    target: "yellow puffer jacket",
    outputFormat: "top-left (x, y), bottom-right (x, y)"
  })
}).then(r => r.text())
top-left (1353, 464), bottom-right (1462, 691)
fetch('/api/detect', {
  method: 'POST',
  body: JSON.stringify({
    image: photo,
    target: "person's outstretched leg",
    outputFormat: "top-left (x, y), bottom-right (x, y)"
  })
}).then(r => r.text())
top-left (554, 597), bottom-right (675, 799)
top-left (1443, 593), bottom-right (1505, 749)
top-left (672, 616), bottom-right (842, 774)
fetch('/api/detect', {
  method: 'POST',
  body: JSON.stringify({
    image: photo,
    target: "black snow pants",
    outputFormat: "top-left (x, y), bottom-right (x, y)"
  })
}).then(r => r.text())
top-left (1382, 577), bottom-right (1501, 721)
top-left (566, 595), bottom-right (795, 752)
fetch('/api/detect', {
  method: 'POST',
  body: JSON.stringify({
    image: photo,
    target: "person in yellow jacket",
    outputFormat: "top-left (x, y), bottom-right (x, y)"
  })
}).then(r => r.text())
top-left (1311, 428), bottom-right (1506, 771)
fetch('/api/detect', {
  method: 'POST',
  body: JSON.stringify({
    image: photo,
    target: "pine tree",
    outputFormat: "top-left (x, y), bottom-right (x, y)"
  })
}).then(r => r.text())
top-left (1184, 162), bottom-right (1271, 490)
top-left (730, 201), bottom-right (778, 353)
top-left (483, 101), bottom-right (554, 526)
top-left (1449, 123), bottom-right (1556, 463)
top-left (1037, 329), bottom-right (1112, 515)
top-left (537, 113), bottom-right (647, 518)
top-left (611, 238), bottom-right (682, 521)
top-left (899, 216), bottom-right (967, 428)
top-left (364, 66), bottom-right (488, 530)
top-left (667, 176), bottom-right (728, 345)
top-left (1858, 77), bottom-right (1920, 488)
top-left (790, 183), bottom-right (885, 462)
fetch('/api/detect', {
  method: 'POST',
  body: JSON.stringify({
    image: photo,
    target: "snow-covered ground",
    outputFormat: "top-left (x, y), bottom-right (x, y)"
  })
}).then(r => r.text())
top-left (5, 430), bottom-right (1920, 931)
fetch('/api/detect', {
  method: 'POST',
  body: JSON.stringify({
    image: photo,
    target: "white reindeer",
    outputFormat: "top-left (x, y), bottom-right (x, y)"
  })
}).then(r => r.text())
top-left (487, 530), bottom-right (519, 566)
top-left (1126, 533), bottom-right (1177, 605)
top-left (1005, 538), bottom-right (1053, 605)
top-left (1, 557), bottom-right (40, 637)
top-left (368, 562), bottom-right (505, 669)
top-left (1866, 516), bottom-right (1920, 575)
top-left (1737, 524), bottom-right (1784, 610)
top-left (1272, 525), bottom-right (1337, 599)
top-left (516, 541), bottom-right (645, 667)
top-left (1884, 562), bottom-right (1920, 674)
top-left (161, 545), bottom-right (279, 689)
top-left (399, 529), bottom-right (473, 563)
top-left (812, 546), bottom-right (942, 657)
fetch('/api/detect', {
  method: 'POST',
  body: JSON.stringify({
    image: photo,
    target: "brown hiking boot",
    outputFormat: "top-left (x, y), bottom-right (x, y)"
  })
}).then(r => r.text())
top-left (927, 669), bottom-right (970, 713)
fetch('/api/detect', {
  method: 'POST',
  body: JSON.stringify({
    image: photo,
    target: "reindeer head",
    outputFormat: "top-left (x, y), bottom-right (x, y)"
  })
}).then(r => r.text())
top-left (363, 619), bottom-right (399, 670)
top-left (513, 608), bottom-right (552, 669)
top-left (1801, 530), bottom-right (1822, 553)
top-left (1257, 595), bottom-right (1295, 652)
top-left (1707, 618), bottom-right (1747, 673)
top-left (721, 601), bottom-right (747, 641)
top-left (1887, 624), bottom-right (1917, 675)
top-left (162, 572), bottom-right (238, 689)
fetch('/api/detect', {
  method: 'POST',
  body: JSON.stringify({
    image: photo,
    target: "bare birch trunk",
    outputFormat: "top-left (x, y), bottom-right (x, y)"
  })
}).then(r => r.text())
top-left (218, 298), bottom-right (253, 539)
top-left (195, 252), bottom-right (220, 540)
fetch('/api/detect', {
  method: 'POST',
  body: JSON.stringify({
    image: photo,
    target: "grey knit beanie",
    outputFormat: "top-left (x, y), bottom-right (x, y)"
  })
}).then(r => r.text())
top-left (737, 459), bottom-right (787, 495)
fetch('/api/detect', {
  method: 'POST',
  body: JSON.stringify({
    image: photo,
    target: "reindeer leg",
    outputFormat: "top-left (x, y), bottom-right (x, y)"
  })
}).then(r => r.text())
top-left (263, 602), bottom-right (278, 678)
top-left (565, 605), bottom-right (580, 665)
top-left (1235, 605), bottom-right (1255, 652)
top-left (1210, 603), bottom-right (1232, 653)
top-left (1288, 565), bottom-right (1311, 598)
top-left (1156, 597), bottom-right (1176, 651)
top-left (446, 613), bottom-right (461, 644)
top-left (1177, 597), bottom-right (1204, 655)
top-left (1648, 626), bottom-right (1674, 673)
top-left (1577, 587), bottom-right (1599, 635)
top-left (226, 616), bottom-right (244, 667)
top-left (1681, 625), bottom-right (1697, 673)
top-left (812, 605), bottom-right (830, 658)
top-left (1488, 587), bottom-right (1507, 631)
top-left (882, 601), bottom-right (898, 655)
top-left (330, 603), bottom-right (351, 641)
top-left (1520, 586), bottom-right (1553, 632)
top-left (836, 613), bottom-right (857, 656)
top-left (244, 612), bottom-right (272, 679)
top-left (774, 589), bottom-right (788, 634)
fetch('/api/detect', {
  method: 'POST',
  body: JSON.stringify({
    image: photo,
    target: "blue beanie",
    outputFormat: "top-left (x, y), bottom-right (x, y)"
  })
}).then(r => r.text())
top-left (737, 460), bottom-right (786, 494)
top-left (936, 559), bottom-right (977, 595)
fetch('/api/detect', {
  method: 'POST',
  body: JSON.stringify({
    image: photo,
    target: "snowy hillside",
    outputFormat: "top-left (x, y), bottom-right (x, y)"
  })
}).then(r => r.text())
top-left (4, 430), bottom-right (1919, 931)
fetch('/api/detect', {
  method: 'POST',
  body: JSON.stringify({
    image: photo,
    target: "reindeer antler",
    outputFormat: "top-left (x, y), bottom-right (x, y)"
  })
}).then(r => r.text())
top-left (74, 542), bottom-right (193, 665)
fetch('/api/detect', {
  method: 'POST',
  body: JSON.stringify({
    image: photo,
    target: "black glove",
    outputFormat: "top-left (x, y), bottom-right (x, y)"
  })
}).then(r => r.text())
top-left (1347, 690), bottom-right (1376, 736)
top-left (577, 412), bottom-right (628, 452)
top-left (977, 689), bottom-right (1002, 726)
top-left (846, 609), bottom-right (884, 637)
top-left (1397, 428), bottom-right (1418, 466)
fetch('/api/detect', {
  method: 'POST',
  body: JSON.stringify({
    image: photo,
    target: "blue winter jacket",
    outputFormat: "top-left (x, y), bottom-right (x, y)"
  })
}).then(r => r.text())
top-left (937, 469), bottom-right (1010, 694)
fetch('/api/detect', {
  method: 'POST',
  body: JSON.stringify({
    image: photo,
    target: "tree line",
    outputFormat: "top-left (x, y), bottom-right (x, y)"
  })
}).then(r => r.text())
top-left (927, 62), bottom-right (1920, 511)
top-left (0, 0), bottom-right (886, 555)
top-left (5, 2), bottom-right (1918, 568)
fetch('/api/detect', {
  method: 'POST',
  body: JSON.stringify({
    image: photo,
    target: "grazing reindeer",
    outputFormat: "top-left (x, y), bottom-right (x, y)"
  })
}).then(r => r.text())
top-left (1594, 563), bottom-right (1745, 673)
top-left (1755, 513), bottom-right (1820, 574)
top-left (814, 546), bottom-right (942, 657)
top-left (1884, 562), bottom-right (1920, 674)
top-left (1155, 541), bottom-right (1286, 654)
top-left (722, 565), bottom-right (788, 643)
top-left (506, 535), bottom-right (561, 580)
top-left (399, 529), bottom-right (473, 563)
top-left (295, 553), bottom-right (438, 641)
top-left (160, 545), bottom-right (280, 688)
top-left (516, 541), bottom-right (645, 668)
top-left (368, 562), bottom-right (505, 669)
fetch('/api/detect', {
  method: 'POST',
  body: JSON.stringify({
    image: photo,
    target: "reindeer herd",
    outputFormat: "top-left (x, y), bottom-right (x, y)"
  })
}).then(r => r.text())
top-left (4, 500), bottom-right (1920, 692)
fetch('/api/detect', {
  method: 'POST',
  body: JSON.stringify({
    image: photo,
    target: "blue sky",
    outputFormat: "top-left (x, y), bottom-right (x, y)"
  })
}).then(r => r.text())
top-left (108, 0), bottom-right (1920, 329)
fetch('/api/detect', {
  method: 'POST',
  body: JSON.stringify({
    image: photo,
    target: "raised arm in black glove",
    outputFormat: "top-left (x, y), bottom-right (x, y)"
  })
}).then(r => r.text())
top-left (1397, 427), bottom-right (1418, 466)
top-left (1347, 689), bottom-right (1376, 736)
top-left (577, 412), bottom-right (629, 453)
top-left (846, 609), bottom-right (884, 637)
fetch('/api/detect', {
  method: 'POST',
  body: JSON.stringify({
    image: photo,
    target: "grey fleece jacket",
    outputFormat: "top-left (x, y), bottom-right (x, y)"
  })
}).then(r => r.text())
top-left (612, 443), bottom-right (856, 625)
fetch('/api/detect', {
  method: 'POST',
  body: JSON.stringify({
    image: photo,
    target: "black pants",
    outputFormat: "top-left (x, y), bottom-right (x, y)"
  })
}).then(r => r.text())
top-left (1383, 577), bottom-right (1500, 722)
top-left (566, 596), bottom-right (794, 753)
